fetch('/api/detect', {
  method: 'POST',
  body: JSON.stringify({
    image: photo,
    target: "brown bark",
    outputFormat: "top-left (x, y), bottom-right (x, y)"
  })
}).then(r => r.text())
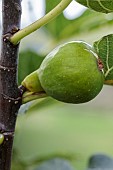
top-left (0, 0), bottom-right (22, 169)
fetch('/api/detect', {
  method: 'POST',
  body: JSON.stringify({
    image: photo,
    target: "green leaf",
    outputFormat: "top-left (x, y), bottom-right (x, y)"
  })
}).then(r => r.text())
top-left (18, 50), bottom-right (44, 85)
top-left (46, 0), bottom-right (61, 12)
top-left (33, 158), bottom-right (74, 170)
top-left (76, 0), bottom-right (113, 13)
top-left (18, 102), bottom-right (33, 114)
top-left (18, 98), bottom-right (55, 114)
top-left (93, 34), bottom-right (113, 85)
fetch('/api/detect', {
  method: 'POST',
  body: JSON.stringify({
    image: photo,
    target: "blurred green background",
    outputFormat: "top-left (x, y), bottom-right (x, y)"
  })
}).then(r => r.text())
top-left (10, 0), bottom-right (113, 170)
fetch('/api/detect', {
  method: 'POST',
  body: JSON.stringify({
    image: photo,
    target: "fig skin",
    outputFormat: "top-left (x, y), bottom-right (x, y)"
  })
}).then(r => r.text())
top-left (38, 41), bottom-right (104, 104)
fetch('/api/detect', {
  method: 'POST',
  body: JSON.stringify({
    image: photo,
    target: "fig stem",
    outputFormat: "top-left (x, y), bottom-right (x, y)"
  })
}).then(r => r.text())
top-left (10, 0), bottom-right (72, 45)
top-left (22, 91), bottom-right (47, 104)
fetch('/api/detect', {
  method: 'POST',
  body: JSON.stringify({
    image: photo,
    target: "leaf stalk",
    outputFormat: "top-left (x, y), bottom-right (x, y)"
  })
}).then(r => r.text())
top-left (10, 0), bottom-right (72, 45)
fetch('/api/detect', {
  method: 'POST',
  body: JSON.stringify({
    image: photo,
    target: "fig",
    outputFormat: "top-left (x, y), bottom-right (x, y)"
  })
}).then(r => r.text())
top-left (76, 0), bottom-right (113, 13)
top-left (38, 41), bottom-right (104, 104)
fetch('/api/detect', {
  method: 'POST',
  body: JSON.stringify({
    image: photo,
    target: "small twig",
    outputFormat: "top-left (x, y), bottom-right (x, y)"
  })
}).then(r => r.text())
top-left (10, 0), bottom-right (72, 45)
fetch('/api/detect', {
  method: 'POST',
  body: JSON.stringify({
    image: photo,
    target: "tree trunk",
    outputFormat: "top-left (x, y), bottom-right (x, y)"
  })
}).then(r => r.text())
top-left (0, 0), bottom-right (22, 169)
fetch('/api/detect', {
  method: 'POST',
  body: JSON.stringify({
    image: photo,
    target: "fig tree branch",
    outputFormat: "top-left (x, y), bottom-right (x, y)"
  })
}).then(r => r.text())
top-left (0, 0), bottom-right (22, 169)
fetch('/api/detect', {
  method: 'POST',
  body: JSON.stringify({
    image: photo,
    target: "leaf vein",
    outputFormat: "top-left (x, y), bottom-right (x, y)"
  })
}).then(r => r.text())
top-left (106, 36), bottom-right (110, 71)
top-left (105, 66), bottom-right (113, 77)
top-left (98, 0), bottom-right (112, 12)
top-left (87, 0), bottom-right (90, 9)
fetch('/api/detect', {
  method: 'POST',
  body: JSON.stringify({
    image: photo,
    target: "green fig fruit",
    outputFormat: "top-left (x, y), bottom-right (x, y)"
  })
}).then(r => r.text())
top-left (76, 0), bottom-right (113, 13)
top-left (38, 41), bottom-right (104, 104)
